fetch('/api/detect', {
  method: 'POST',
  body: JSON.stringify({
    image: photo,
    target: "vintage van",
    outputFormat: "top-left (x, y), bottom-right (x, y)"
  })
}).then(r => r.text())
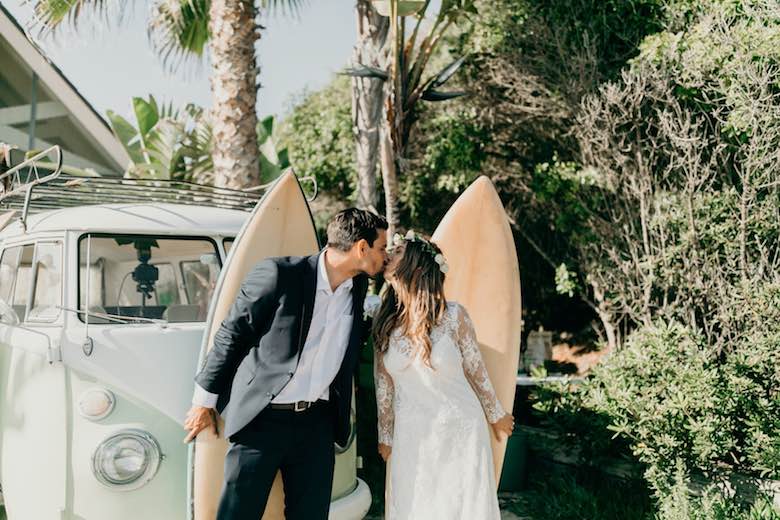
top-left (0, 147), bottom-right (371, 519)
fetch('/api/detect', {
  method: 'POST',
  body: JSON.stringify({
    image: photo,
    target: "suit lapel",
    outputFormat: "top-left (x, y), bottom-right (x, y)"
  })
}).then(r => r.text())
top-left (346, 274), bottom-right (368, 355)
top-left (298, 252), bottom-right (320, 354)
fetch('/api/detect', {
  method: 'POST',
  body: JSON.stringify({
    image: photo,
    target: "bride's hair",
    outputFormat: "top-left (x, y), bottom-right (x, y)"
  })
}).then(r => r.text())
top-left (372, 236), bottom-right (447, 368)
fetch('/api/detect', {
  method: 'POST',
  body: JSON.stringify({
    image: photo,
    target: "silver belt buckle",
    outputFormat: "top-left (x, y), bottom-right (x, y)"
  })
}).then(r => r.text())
top-left (293, 401), bottom-right (309, 412)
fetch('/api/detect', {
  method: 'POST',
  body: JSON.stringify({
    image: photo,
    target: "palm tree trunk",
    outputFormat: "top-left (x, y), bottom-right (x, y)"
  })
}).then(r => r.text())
top-left (209, 0), bottom-right (261, 189)
top-left (351, 0), bottom-right (389, 210)
top-left (379, 125), bottom-right (400, 236)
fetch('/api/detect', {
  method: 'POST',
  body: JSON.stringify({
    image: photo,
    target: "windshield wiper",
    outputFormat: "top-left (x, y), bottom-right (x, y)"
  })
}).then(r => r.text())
top-left (57, 306), bottom-right (169, 326)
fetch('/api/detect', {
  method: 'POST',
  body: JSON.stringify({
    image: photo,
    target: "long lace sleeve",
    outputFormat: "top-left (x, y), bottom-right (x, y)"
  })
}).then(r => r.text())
top-left (374, 349), bottom-right (395, 446)
top-left (455, 304), bottom-right (506, 423)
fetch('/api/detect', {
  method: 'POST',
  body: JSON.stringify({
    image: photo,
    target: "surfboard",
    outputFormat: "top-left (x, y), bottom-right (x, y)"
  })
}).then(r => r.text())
top-left (431, 175), bottom-right (522, 482)
top-left (190, 171), bottom-right (320, 520)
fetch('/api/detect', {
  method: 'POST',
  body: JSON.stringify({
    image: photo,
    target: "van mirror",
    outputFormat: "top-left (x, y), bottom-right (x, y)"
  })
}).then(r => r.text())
top-left (0, 297), bottom-right (20, 326)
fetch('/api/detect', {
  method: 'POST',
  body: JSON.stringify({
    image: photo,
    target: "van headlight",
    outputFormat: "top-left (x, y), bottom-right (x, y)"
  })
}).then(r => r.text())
top-left (92, 429), bottom-right (162, 490)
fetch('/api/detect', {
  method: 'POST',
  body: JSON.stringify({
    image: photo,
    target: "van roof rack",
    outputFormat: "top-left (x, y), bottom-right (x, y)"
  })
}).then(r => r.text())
top-left (0, 145), bottom-right (313, 231)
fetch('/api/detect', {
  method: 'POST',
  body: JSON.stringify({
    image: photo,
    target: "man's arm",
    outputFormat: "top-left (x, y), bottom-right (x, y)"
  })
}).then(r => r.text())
top-left (194, 259), bottom-right (280, 395)
top-left (184, 259), bottom-right (280, 442)
top-left (192, 383), bottom-right (219, 408)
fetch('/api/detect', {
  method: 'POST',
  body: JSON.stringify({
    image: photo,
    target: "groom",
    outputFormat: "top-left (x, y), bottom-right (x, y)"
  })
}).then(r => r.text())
top-left (183, 208), bottom-right (388, 520)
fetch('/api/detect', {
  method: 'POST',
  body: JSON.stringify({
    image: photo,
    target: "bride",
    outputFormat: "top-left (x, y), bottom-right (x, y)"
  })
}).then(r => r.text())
top-left (371, 230), bottom-right (514, 519)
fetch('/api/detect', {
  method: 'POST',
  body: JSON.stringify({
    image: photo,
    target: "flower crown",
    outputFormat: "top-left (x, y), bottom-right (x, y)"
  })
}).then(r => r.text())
top-left (392, 229), bottom-right (449, 274)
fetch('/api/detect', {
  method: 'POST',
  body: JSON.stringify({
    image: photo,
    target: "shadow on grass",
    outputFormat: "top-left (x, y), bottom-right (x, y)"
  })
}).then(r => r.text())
top-left (504, 461), bottom-right (654, 520)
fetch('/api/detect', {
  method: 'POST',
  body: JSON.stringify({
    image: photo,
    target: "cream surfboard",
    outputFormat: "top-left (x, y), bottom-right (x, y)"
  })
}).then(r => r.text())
top-left (432, 175), bottom-right (522, 482)
top-left (190, 171), bottom-right (319, 520)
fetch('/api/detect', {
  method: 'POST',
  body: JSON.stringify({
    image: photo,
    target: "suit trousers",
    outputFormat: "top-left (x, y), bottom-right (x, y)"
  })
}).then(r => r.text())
top-left (216, 401), bottom-right (336, 520)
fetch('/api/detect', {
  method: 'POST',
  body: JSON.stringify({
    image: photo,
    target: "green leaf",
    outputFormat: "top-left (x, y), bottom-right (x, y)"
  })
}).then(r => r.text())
top-left (259, 115), bottom-right (275, 142)
top-left (132, 97), bottom-right (160, 137)
top-left (340, 66), bottom-right (389, 80)
top-left (431, 56), bottom-right (466, 88)
top-left (106, 110), bottom-right (145, 164)
top-left (277, 148), bottom-right (290, 169)
top-left (421, 89), bottom-right (468, 102)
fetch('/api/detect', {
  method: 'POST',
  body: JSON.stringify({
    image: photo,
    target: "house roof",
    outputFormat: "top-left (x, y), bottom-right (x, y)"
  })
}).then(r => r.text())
top-left (0, 4), bottom-right (129, 174)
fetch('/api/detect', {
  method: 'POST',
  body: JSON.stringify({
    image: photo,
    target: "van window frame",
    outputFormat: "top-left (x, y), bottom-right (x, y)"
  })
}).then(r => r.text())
top-left (26, 240), bottom-right (65, 324)
top-left (0, 246), bottom-right (23, 307)
top-left (76, 233), bottom-right (222, 324)
top-left (0, 240), bottom-right (64, 325)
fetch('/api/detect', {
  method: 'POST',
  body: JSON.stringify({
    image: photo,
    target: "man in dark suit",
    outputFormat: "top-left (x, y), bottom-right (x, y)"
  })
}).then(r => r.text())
top-left (183, 208), bottom-right (388, 520)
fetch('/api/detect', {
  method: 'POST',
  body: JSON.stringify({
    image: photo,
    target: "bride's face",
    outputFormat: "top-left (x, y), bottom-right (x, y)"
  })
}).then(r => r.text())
top-left (383, 244), bottom-right (406, 286)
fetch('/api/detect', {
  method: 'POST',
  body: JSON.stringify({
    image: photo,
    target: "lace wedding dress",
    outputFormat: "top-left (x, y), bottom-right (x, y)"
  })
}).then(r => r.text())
top-left (375, 302), bottom-right (505, 519)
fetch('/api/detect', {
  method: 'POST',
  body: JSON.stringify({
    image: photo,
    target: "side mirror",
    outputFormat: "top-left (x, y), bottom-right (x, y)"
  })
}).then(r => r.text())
top-left (0, 298), bottom-right (20, 326)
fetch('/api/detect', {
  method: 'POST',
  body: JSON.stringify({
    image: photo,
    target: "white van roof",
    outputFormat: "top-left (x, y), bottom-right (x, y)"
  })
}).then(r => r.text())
top-left (0, 203), bottom-right (248, 238)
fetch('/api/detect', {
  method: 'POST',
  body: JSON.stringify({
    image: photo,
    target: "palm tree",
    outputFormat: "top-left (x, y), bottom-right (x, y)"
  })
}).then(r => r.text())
top-left (349, 0), bottom-right (388, 211)
top-left (345, 0), bottom-right (473, 236)
top-left (31, 0), bottom-right (304, 189)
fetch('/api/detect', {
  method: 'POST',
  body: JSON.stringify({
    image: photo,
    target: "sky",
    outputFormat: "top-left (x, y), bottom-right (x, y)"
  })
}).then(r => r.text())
top-left (4, 0), bottom-right (358, 121)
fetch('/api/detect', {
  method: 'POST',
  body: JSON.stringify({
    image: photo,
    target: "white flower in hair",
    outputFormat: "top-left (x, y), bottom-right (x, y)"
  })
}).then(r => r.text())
top-left (433, 253), bottom-right (449, 274)
top-left (405, 229), bottom-right (416, 240)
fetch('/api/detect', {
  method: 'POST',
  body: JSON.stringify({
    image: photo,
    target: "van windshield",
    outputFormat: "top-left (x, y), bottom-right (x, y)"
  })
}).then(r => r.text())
top-left (78, 234), bottom-right (221, 323)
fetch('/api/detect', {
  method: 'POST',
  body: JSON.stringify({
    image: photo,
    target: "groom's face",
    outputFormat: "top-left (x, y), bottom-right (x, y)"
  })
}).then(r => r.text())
top-left (357, 229), bottom-right (389, 277)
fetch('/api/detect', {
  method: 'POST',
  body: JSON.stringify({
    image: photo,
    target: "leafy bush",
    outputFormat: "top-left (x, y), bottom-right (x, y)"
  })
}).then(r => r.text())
top-left (587, 288), bottom-right (778, 481)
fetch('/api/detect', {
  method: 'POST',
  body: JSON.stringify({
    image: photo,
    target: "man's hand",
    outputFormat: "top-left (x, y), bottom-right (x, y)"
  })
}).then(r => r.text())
top-left (183, 405), bottom-right (219, 443)
top-left (490, 413), bottom-right (515, 441)
top-left (378, 443), bottom-right (392, 462)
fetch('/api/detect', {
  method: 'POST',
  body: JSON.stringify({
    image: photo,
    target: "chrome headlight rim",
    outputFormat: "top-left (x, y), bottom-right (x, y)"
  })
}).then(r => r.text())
top-left (91, 429), bottom-right (162, 491)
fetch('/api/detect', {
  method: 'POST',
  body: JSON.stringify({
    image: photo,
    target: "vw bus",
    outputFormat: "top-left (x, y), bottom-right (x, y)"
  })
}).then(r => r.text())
top-left (0, 147), bottom-right (371, 519)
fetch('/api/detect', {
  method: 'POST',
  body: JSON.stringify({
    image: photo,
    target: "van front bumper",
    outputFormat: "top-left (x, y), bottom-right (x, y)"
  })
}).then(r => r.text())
top-left (329, 478), bottom-right (371, 520)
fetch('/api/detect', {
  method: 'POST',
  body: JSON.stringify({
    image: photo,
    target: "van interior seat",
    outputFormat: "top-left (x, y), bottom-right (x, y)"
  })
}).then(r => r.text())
top-left (163, 304), bottom-right (200, 322)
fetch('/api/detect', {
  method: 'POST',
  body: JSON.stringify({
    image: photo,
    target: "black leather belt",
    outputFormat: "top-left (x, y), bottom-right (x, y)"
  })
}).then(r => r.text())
top-left (268, 400), bottom-right (325, 412)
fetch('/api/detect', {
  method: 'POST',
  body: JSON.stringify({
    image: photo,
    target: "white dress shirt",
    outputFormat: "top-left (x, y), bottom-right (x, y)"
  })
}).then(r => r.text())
top-left (192, 250), bottom-right (354, 408)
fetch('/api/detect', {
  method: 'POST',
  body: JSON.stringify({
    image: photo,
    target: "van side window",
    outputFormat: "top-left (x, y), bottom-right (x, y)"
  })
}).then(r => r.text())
top-left (0, 245), bottom-right (35, 321)
top-left (29, 242), bottom-right (63, 321)
top-left (0, 246), bottom-right (21, 304)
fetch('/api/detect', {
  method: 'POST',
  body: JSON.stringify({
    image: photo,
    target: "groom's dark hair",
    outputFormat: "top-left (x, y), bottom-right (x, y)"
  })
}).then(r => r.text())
top-left (327, 208), bottom-right (388, 252)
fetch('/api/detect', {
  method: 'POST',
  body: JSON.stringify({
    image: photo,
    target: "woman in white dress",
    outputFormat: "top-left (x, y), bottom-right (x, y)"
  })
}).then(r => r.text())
top-left (372, 231), bottom-right (514, 520)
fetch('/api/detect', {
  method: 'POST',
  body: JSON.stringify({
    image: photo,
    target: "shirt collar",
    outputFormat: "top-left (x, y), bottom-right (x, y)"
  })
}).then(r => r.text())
top-left (318, 249), bottom-right (353, 295)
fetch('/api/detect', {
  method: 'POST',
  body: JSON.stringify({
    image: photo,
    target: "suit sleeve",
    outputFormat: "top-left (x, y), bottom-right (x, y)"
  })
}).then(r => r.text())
top-left (194, 259), bottom-right (280, 396)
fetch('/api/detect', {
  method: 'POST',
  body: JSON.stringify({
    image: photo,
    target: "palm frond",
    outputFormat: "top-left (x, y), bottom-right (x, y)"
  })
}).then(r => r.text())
top-left (259, 0), bottom-right (309, 18)
top-left (148, 0), bottom-right (210, 73)
top-left (30, 0), bottom-right (131, 32)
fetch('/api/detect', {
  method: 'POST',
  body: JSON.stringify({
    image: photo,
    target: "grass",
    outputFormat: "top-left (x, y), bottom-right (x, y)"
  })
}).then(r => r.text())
top-left (503, 462), bottom-right (654, 520)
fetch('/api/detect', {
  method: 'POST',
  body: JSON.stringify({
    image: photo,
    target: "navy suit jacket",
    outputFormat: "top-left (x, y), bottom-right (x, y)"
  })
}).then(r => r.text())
top-left (195, 253), bottom-right (369, 446)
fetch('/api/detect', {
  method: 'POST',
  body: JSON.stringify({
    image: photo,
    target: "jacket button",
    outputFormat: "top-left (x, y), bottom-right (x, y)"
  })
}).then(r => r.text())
top-left (266, 392), bottom-right (272, 398)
